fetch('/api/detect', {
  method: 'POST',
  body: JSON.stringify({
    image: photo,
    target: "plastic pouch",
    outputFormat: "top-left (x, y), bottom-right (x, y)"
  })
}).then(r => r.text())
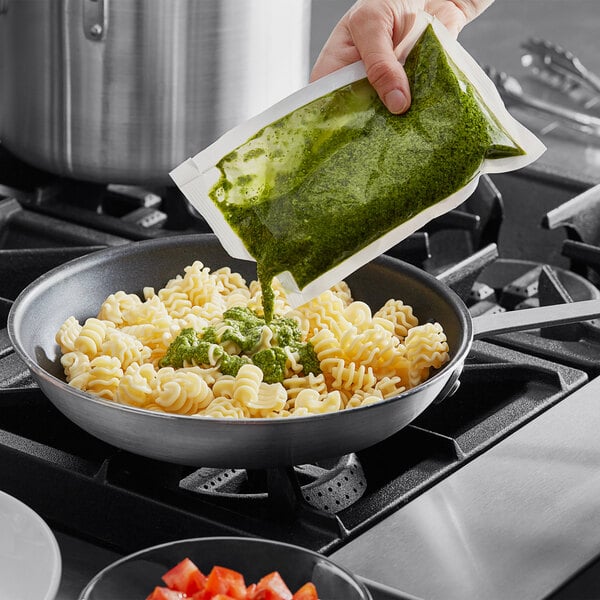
top-left (170, 11), bottom-right (545, 320)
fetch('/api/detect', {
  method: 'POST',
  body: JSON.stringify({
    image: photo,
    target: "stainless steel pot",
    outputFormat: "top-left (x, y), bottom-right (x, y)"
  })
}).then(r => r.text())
top-left (8, 235), bottom-right (600, 469)
top-left (0, 0), bottom-right (311, 185)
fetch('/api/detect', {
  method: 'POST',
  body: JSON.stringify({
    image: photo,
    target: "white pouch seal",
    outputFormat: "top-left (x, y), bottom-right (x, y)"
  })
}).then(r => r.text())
top-left (171, 11), bottom-right (545, 309)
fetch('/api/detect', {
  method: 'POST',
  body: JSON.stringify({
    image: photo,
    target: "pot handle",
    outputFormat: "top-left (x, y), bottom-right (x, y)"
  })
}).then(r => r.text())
top-left (83, 0), bottom-right (108, 41)
top-left (472, 299), bottom-right (600, 339)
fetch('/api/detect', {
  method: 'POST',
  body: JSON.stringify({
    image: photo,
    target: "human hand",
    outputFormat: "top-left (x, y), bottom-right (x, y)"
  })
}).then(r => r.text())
top-left (310, 0), bottom-right (494, 114)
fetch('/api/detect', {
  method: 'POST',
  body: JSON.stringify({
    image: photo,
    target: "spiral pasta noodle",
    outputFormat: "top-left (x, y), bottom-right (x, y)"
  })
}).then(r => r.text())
top-left (74, 318), bottom-right (115, 359)
top-left (86, 355), bottom-right (123, 400)
top-left (56, 262), bottom-right (450, 418)
top-left (61, 351), bottom-right (91, 389)
top-left (56, 316), bottom-right (82, 354)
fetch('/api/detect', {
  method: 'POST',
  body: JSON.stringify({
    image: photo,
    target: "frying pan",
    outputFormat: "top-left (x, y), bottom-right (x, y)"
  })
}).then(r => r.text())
top-left (8, 234), bottom-right (600, 469)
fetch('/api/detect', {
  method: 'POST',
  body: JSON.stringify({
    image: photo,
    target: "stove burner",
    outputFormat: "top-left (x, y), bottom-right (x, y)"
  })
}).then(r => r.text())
top-left (543, 184), bottom-right (600, 285)
top-left (179, 454), bottom-right (367, 514)
top-left (473, 258), bottom-right (600, 375)
top-left (475, 258), bottom-right (599, 310)
top-left (543, 184), bottom-right (600, 247)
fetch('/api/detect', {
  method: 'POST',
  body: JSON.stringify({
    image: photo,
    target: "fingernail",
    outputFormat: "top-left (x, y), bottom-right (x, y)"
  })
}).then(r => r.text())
top-left (384, 89), bottom-right (408, 114)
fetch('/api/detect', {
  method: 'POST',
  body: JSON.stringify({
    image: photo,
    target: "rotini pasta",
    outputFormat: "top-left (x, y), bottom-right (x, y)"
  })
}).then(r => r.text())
top-left (55, 263), bottom-right (450, 417)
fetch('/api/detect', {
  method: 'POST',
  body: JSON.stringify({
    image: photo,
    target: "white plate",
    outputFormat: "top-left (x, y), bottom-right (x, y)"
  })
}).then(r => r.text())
top-left (0, 490), bottom-right (62, 600)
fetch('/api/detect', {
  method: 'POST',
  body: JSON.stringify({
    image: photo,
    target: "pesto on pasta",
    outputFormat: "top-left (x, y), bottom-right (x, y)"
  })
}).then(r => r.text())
top-left (55, 261), bottom-right (450, 418)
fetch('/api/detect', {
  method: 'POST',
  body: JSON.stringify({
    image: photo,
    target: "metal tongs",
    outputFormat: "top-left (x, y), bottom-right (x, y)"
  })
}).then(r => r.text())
top-left (520, 38), bottom-right (600, 99)
top-left (485, 39), bottom-right (600, 137)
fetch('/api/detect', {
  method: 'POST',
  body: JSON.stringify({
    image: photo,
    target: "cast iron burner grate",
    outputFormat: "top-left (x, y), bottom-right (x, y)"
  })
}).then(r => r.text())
top-left (180, 454), bottom-right (367, 514)
top-left (471, 258), bottom-right (600, 376)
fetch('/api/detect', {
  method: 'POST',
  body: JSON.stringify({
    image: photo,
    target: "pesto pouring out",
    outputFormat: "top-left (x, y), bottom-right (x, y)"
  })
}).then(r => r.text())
top-left (160, 307), bottom-right (321, 382)
top-left (208, 24), bottom-right (525, 322)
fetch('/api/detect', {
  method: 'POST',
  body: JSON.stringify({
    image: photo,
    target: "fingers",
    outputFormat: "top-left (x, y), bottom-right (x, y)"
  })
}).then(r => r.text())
top-left (311, 0), bottom-right (413, 114)
top-left (346, 2), bottom-right (412, 113)
top-left (427, 0), bottom-right (494, 36)
top-left (448, 0), bottom-right (495, 21)
top-left (429, 2), bottom-right (468, 37)
top-left (310, 27), bottom-right (361, 83)
top-left (311, 0), bottom-right (494, 114)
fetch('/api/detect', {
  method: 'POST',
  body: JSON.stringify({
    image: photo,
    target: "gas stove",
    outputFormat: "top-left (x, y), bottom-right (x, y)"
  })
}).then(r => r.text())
top-left (2, 143), bottom-right (600, 600)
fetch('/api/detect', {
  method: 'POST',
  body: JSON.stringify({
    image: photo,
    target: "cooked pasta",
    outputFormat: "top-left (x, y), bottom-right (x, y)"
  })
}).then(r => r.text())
top-left (374, 299), bottom-right (419, 338)
top-left (56, 316), bottom-right (82, 354)
top-left (102, 329), bottom-right (151, 370)
top-left (86, 355), bottom-right (123, 400)
top-left (232, 364), bottom-right (263, 406)
top-left (251, 381), bottom-right (287, 416)
top-left (61, 351), bottom-right (91, 389)
top-left (294, 389), bottom-right (342, 414)
top-left (404, 322), bottom-right (450, 388)
top-left (74, 318), bottom-right (115, 359)
top-left (55, 262), bottom-right (450, 418)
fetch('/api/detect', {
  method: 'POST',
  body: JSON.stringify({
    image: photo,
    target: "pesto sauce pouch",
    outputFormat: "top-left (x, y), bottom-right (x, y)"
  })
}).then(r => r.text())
top-left (170, 11), bottom-right (545, 312)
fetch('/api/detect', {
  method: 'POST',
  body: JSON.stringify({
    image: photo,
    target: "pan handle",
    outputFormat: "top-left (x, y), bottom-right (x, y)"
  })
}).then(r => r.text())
top-left (472, 299), bottom-right (600, 339)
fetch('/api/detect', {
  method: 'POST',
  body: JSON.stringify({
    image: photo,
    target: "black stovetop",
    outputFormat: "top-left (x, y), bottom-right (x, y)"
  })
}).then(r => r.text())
top-left (1, 146), bottom-right (599, 587)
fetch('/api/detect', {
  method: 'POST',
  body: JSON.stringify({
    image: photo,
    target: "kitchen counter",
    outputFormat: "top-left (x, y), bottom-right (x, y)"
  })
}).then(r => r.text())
top-left (53, 533), bottom-right (119, 600)
top-left (331, 374), bottom-right (600, 600)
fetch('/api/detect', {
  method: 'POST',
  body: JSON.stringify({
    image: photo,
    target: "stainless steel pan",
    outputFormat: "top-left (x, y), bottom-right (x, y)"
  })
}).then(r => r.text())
top-left (8, 235), bottom-right (600, 468)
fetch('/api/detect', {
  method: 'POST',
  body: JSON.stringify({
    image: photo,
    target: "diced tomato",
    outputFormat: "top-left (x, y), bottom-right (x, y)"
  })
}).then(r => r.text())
top-left (204, 566), bottom-right (247, 600)
top-left (291, 582), bottom-right (318, 600)
top-left (150, 558), bottom-right (318, 600)
top-left (146, 585), bottom-right (186, 600)
top-left (249, 571), bottom-right (293, 600)
top-left (193, 589), bottom-right (219, 600)
top-left (162, 558), bottom-right (207, 595)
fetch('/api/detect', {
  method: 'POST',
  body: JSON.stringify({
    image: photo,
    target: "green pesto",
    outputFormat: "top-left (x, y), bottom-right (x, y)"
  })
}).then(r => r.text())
top-left (297, 342), bottom-right (321, 376)
top-left (209, 24), bottom-right (525, 320)
top-left (161, 310), bottom-right (320, 383)
top-left (252, 347), bottom-right (288, 384)
top-left (159, 328), bottom-right (223, 369)
top-left (220, 306), bottom-right (266, 352)
top-left (220, 353), bottom-right (252, 377)
top-left (201, 327), bottom-right (219, 345)
top-left (259, 268), bottom-right (276, 323)
top-left (267, 316), bottom-right (302, 347)
top-left (223, 306), bottom-right (264, 327)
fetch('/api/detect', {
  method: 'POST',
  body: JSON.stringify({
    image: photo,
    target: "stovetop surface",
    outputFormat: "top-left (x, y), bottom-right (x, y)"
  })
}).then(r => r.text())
top-left (332, 374), bottom-right (600, 600)
top-left (2, 141), bottom-right (600, 599)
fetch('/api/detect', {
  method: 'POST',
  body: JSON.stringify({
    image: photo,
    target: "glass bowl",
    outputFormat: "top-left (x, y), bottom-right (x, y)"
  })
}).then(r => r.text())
top-left (79, 536), bottom-right (372, 599)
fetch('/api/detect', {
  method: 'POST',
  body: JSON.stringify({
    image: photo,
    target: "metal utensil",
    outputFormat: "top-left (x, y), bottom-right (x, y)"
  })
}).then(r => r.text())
top-left (485, 66), bottom-right (600, 137)
top-left (521, 38), bottom-right (600, 96)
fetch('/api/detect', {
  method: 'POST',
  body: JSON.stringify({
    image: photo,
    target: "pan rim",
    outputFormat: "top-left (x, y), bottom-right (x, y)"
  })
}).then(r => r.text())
top-left (7, 234), bottom-right (474, 425)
